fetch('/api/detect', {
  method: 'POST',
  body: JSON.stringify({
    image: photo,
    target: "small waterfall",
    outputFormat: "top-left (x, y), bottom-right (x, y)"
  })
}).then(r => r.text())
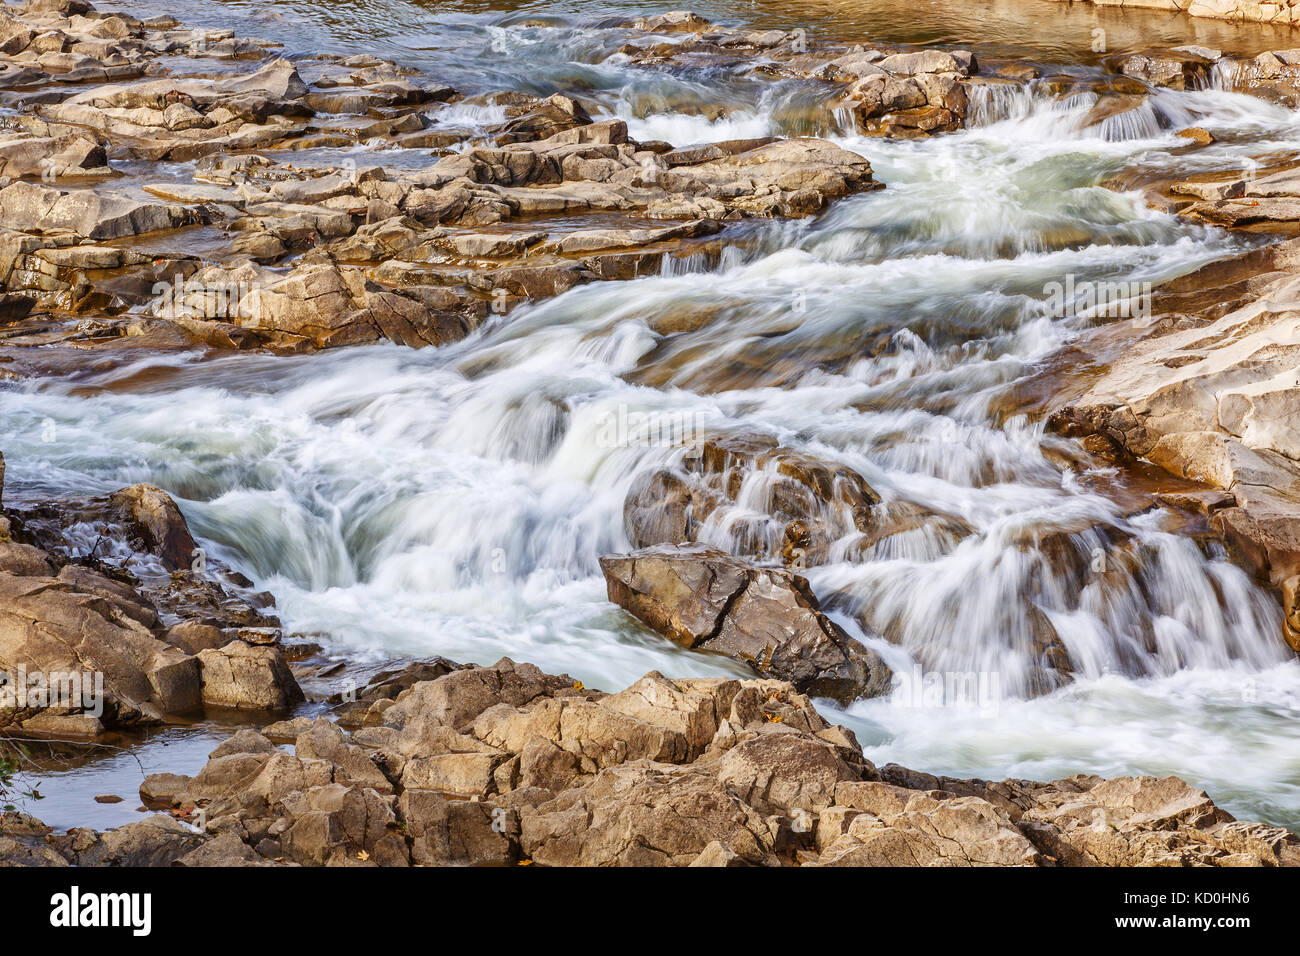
top-left (964, 80), bottom-right (1052, 128)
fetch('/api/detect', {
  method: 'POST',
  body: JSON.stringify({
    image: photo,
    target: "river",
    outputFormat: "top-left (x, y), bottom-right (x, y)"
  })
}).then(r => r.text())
top-left (3, 0), bottom-right (1299, 831)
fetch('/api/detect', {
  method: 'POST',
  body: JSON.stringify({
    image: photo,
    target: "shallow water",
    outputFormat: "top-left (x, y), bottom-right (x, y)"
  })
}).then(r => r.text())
top-left (5, 0), bottom-right (1300, 830)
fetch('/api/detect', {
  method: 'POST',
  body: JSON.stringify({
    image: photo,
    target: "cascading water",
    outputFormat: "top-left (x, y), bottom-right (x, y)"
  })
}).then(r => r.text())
top-left (5, 0), bottom-right (1300, 829)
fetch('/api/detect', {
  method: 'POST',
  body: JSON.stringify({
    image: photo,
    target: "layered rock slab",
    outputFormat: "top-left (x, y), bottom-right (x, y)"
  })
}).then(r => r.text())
top-left (600, 544), bottom-right (892, 703)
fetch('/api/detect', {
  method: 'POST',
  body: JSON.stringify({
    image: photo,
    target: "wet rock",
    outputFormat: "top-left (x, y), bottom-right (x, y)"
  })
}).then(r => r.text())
top-left (623, 11), bottom-right (713, 33)
top-left (600, 544), bottom-right (893, 703)
top-left (1105, 50), bottom-right (1215, 90)
top-left (0, 2), bottom-right (904, 357)
top-left (623, 433), bottom-right (883, 566)
top-left (0, 134), bottom-right (107, 178)
top-left (0, 180), bottom-right (203, 239)
top-left (231, 262), bottom-right (481, 351)
top-left (55, 813), bottom-right (205, 866)
top-left (1282, 575), bottom-right (1300, 651)
top-left (328, 656), bottom-right (461, 727)
top-left (107, 483), bottom-right (196, 572)
top-left (1047, 239), bottom-right (1300, 649)
top-left (1177, 167), bottom-right (1300, 228)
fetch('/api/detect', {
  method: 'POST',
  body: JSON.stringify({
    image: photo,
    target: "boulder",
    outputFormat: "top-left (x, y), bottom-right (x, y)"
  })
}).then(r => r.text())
top-left (196, 641), bottom-right (304, 711)
top-left (0, 180), bottom-right (202, 239)
top-left (396, 789), bottom-right (514, 865)
top-left (600, 544), bottom-right (892, 703)
top-left (0, 566), bottom-right (203, 730)
top-left (1046, 243), bottom-right (1300, 639)
top-left (107, 483), bottom-right (197, 572)
top-left (276, 783), bottom-right (408, 866)
top-left (622, 433), bottom-right (882, 565)
top-left (814, 784), bottom-right (1042, 866)
top-left (518, 762), bottom-right (777, 866)
top-left (55, 814), bottom-right (206, 866)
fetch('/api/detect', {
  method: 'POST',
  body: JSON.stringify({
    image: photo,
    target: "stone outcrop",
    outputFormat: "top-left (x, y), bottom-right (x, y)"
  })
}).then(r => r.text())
top-left (609, 12), bottom-right (979, 138)
top-left (623, 433), bottom-right (883, 565)
top-left (11, 2), bottom-right (1300, 361)
top-left (2, 659), bottom-right (1292, 867)
top-left (1171, 166), bottom-right (1300, 229)
top-left (600, 544), bottom-right (892, 703)
top-left (0, 453), bottom-right (303, 733)
top-left (1047, 240), bottom-right (1300, 651)
top-left (0, 3), bottom-right (892, 358)
top-left (621, 432), bottom-right (973, 571)
top-left (1048, 0), bottom-right (1300, 27)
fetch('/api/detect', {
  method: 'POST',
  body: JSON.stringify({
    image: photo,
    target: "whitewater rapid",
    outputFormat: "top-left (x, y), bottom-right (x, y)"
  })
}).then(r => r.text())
top-left (4, 2), bottom-right (1300, 827)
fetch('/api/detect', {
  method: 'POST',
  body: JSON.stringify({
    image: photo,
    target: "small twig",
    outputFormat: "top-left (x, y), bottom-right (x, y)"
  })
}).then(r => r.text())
top-left (84, 528), bottom-right (106, 562)
top-left (2, 735), bottom-right (149, 778)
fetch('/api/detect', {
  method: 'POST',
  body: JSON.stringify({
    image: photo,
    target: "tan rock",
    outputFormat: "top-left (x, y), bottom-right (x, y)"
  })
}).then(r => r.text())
top-left (196, 641), bottom-right (304, 711)
top-left (519, 761), bottom-right (777, 866)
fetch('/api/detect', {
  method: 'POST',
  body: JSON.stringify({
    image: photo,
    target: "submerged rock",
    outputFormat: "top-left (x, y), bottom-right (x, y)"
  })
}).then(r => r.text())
top-left (622, 433), bottom-right (893, 566)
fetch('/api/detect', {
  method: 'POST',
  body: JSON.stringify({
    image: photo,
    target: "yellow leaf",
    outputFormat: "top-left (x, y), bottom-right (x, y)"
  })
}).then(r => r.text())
top-left (518, 859), bottom-right (533, 866)
top-left (357, 849), bottom-right (370, 861)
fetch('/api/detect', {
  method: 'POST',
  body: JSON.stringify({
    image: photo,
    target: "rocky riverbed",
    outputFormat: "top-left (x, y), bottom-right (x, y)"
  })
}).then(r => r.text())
top-left (3, 0), bottom-right (1300, 865)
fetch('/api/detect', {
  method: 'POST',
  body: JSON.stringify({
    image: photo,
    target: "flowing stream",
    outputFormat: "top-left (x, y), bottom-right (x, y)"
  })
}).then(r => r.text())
top-left (4, 0), bottom-right (1300, 829)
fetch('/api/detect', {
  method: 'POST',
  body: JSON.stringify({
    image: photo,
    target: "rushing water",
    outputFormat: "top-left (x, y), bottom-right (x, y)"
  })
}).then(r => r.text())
top-left (5, 0), bottom-right (1300, 829)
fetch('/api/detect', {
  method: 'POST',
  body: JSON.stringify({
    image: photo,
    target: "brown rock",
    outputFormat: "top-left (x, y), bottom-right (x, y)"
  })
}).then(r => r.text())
top-left (196, 641), bottom-right (304, 711)
top-left (600, 545), bottom-right (892, 703)
top-left (108, 483), bottom-right (197, 572)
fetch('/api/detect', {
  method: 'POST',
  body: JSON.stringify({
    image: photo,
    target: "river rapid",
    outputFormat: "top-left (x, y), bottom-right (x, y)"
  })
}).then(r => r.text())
top-left (4, 0), bottom-right (1300, 830)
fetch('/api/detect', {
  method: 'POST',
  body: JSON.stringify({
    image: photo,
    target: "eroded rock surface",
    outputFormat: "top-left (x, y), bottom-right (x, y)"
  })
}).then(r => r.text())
top-left (0, 3), bottom-right (895, 357)
top-left (2, 659), bottom-right (1292, 867)
top-left (0, 449), bottom-right (303, 733)
top-left (1047, 240), bottom-right (1300, 650)
top-left (601, 544), bottom-right (893, 704)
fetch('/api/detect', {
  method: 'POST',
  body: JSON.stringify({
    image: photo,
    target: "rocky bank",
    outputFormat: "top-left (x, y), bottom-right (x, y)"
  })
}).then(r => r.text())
top-left (9, 2), bottom-right (1300, 358)
top-left (3, 656), bottom-right (1297, 866)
